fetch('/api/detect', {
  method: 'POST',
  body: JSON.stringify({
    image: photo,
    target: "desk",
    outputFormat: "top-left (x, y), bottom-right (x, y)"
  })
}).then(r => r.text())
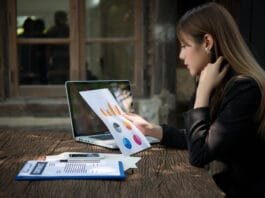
top-left (0, 128), bottom-right (224, 197)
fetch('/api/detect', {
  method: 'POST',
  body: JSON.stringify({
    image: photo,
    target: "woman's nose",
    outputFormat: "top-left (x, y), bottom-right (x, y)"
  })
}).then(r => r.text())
top-left (179, 50), bottom-right (184, 60)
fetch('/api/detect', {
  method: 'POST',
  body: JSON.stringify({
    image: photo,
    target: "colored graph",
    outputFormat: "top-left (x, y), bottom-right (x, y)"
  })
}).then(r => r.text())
top-left (79, 88), bottom-right (150, 155)
top-left (99, 102), bottom-right (144, 149)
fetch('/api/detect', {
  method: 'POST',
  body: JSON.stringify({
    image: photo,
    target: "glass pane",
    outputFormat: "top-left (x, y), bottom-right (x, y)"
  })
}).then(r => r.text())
top-left (85, 0), bottom-right (134, 37)
top-left (86, 43), bottom-right (134, 81)
top-left (17, 0), bottom-right (69, 85)
top-left (17, 44), bottom-right (69, 85)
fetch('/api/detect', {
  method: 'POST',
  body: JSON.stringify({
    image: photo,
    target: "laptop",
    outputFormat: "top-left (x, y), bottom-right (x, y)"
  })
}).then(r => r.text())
top-left (65, 80), bottom-right (160, 149)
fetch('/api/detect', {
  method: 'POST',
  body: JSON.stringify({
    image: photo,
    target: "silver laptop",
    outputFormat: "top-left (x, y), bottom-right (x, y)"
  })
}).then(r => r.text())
top-left (65, 80), bottom-right (160, 149)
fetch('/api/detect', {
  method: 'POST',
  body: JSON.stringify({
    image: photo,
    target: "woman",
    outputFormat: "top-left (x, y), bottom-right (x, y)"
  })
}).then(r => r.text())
top-left (125, 2), bottom-right (265, 197)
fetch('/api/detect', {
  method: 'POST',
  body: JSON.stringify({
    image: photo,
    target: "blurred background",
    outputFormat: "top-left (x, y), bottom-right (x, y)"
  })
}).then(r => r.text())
top-left (0, 0), bottom-right (264, 129)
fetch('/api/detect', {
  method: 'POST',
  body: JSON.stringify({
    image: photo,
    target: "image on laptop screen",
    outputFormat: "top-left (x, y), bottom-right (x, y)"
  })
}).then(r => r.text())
top-left (66, 80), bottom-right (133, 137)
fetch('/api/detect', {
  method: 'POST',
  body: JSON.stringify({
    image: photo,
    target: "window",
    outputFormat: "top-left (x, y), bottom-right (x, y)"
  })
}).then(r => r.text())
top-left (85, 0), bottom-right (135, 81)
top-left (17, 0), bottom-right (70, 85)
top-left (8, 0), bottom-right (143, 97)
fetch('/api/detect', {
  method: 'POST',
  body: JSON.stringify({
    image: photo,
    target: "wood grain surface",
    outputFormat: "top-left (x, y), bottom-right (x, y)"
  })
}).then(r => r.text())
top-left (0, 128), bottom-right (224, 198)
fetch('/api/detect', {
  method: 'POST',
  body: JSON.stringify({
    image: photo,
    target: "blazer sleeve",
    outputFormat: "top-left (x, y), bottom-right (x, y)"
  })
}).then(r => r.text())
top-left (160, 124), bottom-right (187, 149)
top-left (183, 78), bottom-right (261, 167)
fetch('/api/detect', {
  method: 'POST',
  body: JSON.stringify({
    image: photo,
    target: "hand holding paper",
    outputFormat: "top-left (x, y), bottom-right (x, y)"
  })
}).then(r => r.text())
top-left (79, 89), bottom-right (151, 155)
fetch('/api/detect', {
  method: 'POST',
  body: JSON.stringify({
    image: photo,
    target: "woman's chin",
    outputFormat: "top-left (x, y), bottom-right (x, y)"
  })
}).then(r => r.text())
top-left (189, 70), bottom-right (197, 77)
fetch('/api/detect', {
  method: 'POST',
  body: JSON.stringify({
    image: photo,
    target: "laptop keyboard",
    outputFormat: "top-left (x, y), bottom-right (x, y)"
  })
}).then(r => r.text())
top-left (94, 134), bottom-right (114, 140)
top-left (91, 133), bottom-right (159, 142)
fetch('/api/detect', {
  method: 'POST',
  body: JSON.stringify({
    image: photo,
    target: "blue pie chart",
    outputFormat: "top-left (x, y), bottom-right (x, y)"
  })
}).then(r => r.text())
top-left (123, 137), bottom-right (132, 149)
top-left (113, 122), bottom-right (122, 133)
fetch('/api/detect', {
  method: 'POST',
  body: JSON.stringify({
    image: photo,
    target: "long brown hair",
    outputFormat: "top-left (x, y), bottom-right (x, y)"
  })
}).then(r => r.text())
top-left (177, 2), bottom-right (265, 138)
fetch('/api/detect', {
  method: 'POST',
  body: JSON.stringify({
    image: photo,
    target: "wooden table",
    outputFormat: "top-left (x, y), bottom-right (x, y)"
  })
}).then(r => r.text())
top-left (0, 127), bottom-right (224, 198)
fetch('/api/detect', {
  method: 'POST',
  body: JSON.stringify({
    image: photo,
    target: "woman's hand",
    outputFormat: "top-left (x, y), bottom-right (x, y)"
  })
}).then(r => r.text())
top-left (123, 113), bottom-right (163, 140)
top-left (194, 56), bottom-right (229, 108)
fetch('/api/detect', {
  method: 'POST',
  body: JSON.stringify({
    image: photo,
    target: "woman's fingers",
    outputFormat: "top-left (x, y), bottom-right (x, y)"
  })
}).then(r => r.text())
top-left (219, 64), bottom-right (229, 78)
top-left (215, 56), bottom-right (224, 64)
top-left (123, 112), bottom-right (139, 122)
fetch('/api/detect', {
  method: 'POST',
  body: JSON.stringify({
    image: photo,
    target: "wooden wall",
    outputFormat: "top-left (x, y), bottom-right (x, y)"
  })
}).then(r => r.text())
top-left (0, 0), bottom-right (7, 100)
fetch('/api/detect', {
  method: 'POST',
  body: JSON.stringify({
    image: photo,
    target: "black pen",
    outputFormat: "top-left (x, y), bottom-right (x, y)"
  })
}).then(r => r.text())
top-left (59, 159), bottom-right (100, 163)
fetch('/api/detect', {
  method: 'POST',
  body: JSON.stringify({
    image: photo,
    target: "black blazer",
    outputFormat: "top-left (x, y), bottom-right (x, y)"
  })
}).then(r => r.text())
top-left (160, 76), bottom-right (265, 197)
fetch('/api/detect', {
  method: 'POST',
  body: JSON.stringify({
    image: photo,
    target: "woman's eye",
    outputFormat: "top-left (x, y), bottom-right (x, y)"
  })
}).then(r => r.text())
top-left (181, 45), bottom-right (186, 49)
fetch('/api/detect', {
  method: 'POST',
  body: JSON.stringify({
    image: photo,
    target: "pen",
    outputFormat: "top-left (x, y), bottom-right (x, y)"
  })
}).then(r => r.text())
top-left (59, 159), bottom-right (100, 163)
top-left (68, 153), bottom-right (105, 160)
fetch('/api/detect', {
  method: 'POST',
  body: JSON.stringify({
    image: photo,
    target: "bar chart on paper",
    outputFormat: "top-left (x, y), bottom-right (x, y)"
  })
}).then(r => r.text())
top-left (79, 88), bottom-right (151, 155)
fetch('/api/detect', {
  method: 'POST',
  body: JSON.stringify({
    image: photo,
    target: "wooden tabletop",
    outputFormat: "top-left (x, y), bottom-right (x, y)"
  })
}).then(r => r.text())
top-left (0, 127), bottom-right (224, 198)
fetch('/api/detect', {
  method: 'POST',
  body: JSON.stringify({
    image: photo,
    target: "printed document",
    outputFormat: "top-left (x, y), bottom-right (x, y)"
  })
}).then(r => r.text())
top-left (16, 160), bottom-right (125, 180)
top-left (79, 88), bottom-right (150, 155)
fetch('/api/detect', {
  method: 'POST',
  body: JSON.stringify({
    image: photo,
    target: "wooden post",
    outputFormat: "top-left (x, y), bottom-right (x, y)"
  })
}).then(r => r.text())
top-left (0, 0), bottom-right (6, 99)
top-left (7, 0), bottom-right (18, 97)
top-left (134, 0), bottom-right (144, 96)
top-left (69, 0), bottom-right (80, 80)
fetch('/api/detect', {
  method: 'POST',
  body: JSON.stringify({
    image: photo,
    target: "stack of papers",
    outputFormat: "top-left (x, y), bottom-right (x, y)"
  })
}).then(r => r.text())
top-left (45, 152), bottom-right (141, 171)
top-left (16, 152), bottom-right (141, 181)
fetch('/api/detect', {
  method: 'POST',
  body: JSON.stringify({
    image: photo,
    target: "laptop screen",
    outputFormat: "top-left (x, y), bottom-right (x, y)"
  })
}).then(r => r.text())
top-left (66, 80), bottom-right (133, 137)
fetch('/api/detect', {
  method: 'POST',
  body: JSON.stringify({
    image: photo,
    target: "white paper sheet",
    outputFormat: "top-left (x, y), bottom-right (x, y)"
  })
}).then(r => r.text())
top-left (79, 88), bottom-right (150, 155)
top-left (46, 152), bottom-right (141, 171)
top-left (16, 160), bottom-right (125, 180)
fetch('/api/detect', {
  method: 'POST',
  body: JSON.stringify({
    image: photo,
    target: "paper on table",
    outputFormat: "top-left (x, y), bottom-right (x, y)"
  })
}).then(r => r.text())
top-left (102, 153), bottom-right (141, 170)
top-left (46, 152), bottom-right (141, 171)
top-left (16, 160), bottom-right (125, 181)
top-left (79, 88), bottom-right (151, 156)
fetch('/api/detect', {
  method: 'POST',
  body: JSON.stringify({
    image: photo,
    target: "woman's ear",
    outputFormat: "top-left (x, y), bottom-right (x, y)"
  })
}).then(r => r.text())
top-left (203, 34), bottom-right (214, 52)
